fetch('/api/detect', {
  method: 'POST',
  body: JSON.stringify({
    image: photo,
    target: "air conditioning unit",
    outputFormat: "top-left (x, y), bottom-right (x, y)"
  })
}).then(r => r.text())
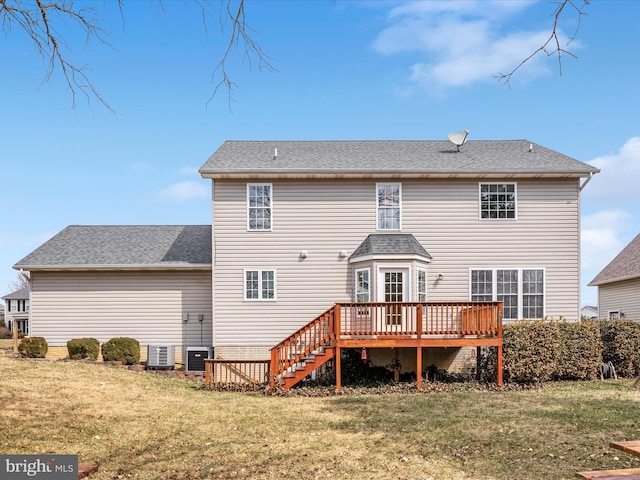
top-left (186, 347), bottom-right (213, 372)
top-left (147, 345), bottom-right (175, 370)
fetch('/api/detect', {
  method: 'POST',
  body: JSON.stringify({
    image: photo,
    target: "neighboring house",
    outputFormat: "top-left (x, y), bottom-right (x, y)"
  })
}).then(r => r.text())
top-left (2, 286), bottom-right (30, 335)
top-left (588, 233), bottom-right (640, 320)
top-left (581, 305), bottom-right (598, 319)
top-left (14, 139), bottom-right (599, 383)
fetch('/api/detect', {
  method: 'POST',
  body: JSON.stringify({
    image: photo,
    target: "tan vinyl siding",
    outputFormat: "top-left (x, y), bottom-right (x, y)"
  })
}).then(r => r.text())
top-left (212, 178), bottom-right (582, 347)
top-left (597, 277), bottom-right (640, 320)
top-left (30, 270), bottom-right (212, 363)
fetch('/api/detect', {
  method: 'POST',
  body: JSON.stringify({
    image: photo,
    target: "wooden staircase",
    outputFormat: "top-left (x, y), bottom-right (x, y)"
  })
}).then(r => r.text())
top-left (270, 306), bottom-right (337, 389)
top-left (280, 347), bottom-right (335, 389)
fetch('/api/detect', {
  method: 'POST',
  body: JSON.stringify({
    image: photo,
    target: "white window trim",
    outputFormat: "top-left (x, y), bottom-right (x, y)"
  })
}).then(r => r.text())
top-left (243, 268), bottom-right (277, 301)
top-left (354, 267), bottom-right (371, 303)
top-left (608, 310), bottom-right (622, 320)
top-left (376, 182), bottom-right (402, 231)
top-left (246, 183), bottom-right (273, 232)
top-left (468, 267), bottom-right (545, 320)
top-left (478, 182), bottom-right (518, 221)
top-left (377, 265), bottom-right (411, 303)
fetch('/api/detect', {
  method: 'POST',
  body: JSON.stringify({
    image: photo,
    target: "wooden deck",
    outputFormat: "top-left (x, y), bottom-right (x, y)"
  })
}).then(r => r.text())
top-left (270, 301), bottom-right (503, 390)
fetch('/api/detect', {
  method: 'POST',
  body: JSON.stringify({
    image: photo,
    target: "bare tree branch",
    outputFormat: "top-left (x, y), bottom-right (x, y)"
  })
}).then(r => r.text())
top-left (206, 0), bottom-right (278, 110)
top-left (8, 270), bottom-right (30, 292)
top-left (0, 0), bottom-right (276, 112)
top-left (496, 0), bottom-right (589, 87)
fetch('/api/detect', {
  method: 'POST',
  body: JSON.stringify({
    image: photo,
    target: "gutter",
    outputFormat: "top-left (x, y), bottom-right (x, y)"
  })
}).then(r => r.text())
top-left (579, 171), bottom-right (599, 191)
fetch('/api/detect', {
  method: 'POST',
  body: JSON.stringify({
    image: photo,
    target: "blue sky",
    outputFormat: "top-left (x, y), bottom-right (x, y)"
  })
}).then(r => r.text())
top-left (1, 0), bottom-right (639, 307)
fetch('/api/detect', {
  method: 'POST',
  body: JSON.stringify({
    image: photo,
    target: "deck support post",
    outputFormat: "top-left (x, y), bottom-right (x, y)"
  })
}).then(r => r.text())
top-left (335, 346), bottom-right (341, 392)
top-left (13, 319), bottom-right (18, 353)
top-left (416, 346), bottom-right (422, 391)
top-left (497, 344), bottom-right (503, 387)
top-left (476, 346), bottom-right (482, 381)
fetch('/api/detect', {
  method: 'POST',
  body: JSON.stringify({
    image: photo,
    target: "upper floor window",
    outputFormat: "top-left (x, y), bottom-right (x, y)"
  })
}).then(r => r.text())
top-left (355, 268), bottom-right (370, 302)
top-left (480, 183), bottom-right (516, 219)
top-left (377, 183), bottom-right (401, 230)
top-left (470, 268), bottom-right (544, 320)
top-left (244, 269), bottom-right (276, 301)
top-left (247, 184), bottom-right (272, 231)
top-left (8, 300), bottom-right (18, 312)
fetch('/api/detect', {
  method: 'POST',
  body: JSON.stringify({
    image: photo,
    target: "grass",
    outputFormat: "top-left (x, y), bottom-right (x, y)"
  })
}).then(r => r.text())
top-left (1, 343), bottom-right (640, 480)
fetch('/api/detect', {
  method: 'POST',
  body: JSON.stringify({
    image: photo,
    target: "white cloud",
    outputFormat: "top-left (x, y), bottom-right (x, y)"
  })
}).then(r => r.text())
top-left (581, 210), bottom-right (632, 271)
top-left (372, 0), bottom-right (576, 92)
top-left (583, 137), bottom-right (640, 209)
top-left (179, 166), bottom-right (200, 176)
top-left (159, 181), bottom-right (208, 202)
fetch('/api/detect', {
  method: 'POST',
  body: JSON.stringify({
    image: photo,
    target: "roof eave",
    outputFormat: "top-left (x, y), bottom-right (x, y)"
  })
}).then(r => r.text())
top-left (588, 273), bottom-right (640, 287)
top-left (349, 253), bottom-right (432, 264)
top-left (199, 170), bottom-right (596, 180)
top-left (13, 264), bottom-right (212, 271)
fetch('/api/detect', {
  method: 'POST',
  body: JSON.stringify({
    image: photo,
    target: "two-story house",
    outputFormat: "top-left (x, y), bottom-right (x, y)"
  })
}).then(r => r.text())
top-left (13, 138), bottom-right (599, 386)
top-left (2, 286), bottom-right (30, 335)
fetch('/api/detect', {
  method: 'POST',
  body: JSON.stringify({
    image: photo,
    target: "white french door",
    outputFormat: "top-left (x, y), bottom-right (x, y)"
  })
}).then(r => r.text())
top-left (377, 268), bottom-right (409, 331)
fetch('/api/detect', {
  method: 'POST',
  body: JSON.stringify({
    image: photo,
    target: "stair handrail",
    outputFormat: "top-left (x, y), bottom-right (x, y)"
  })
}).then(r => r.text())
top-left (270, 305), bottom-right (336, 384)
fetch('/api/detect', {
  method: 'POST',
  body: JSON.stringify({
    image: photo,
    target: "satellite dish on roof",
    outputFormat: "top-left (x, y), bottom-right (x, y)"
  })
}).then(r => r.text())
top-left (448, 129), bottom-right (469, 152)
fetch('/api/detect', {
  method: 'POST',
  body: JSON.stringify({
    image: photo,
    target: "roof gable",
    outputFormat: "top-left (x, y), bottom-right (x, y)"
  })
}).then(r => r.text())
top-left (14, 225), bottom-right (212, 270)
top-left (589, 233), bottom-right (640, 286)
top-left (199, 140), bottom-right (599, 179)
top-left (2, 286), bottom-right (29, 300)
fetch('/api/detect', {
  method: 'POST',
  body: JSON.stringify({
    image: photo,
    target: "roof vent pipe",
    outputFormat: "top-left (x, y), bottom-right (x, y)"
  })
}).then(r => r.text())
top-left (274, 148), bottom-right (278, 159)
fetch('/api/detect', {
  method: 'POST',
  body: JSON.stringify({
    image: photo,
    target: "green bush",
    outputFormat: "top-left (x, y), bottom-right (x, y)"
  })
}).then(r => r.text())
top-left (67, 338), bottom-right (100, 361)
top-left (598, 320), bottom-right (640, 377)
top-left (18, 336), bottom-right (48, 358)
top-left (101, 337), bottom-right (140, 365)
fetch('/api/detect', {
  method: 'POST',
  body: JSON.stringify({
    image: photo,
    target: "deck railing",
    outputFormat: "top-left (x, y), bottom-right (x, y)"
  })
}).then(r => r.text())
top-left (340, 301), bottom-right (502, 337)
top-left (204, 358), bottom-right (270, 391)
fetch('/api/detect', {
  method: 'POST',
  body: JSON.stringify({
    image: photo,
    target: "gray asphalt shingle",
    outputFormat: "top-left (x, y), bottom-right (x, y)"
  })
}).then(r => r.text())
top-left (199, 140), bottom-right (599, 177)
top-left (13, 225), bottom-right (212, 269)
top-left (351, 234), bottom-right (432, 260)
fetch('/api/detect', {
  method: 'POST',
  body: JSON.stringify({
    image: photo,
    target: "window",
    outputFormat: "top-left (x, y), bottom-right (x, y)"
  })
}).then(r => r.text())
top-left (470, 268), bottom-right (544, 320)
top-left (480, 183), bottom-right (516, 219)
top-left (355, 268), bottom-right (370, 302)
top-left (244, 269), bottom-right (276, 301)
top-left (377, 183), bottom-right (401, 230)
top-left (522, 269), bottom-right (544, 318)
top-left (608, 310), bottom-right (621, 320)
top-left (417, 269), bottom-right (427, 302)
top-left (9, 300), bottom-right (17, 312)
top-left (247, 184), bottom-right (272, 231)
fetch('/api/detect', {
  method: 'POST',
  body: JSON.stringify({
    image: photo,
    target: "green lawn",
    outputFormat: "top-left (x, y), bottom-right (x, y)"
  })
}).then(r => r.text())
top-left (1, 345), bottom-right (639, 479)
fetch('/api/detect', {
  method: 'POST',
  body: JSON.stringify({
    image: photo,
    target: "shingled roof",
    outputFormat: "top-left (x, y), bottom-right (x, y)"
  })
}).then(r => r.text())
top-left (14, 225), bottom-right (212, 270)
top-left (2, 286), bottom-right (29, 300)
top-left (350, 234), bottom-right (432, 262)
top-left (199, 140), bottom-right (600, 179)
top-left (589, 233), bottom-right (640, 286)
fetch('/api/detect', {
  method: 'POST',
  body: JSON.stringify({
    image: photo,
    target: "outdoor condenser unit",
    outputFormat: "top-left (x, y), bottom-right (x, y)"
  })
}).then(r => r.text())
top-left (146, 345), bottom-right (175, 370)
top-left (186, 347), bottom-right (213, 372)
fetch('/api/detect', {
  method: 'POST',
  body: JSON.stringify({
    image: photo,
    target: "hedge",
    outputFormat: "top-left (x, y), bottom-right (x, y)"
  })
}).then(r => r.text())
top-left (598, 320), bottom-right (640, 378)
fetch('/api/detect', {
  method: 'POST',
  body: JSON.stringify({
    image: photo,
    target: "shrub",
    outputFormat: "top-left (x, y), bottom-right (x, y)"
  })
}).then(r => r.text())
top-left (18, 336), bottom-right (48, 358)
top-left (67, 338), bottom-right (100, 361)
top-left (0, 326), bottom-right (12, 339)
top-left (599, 320), bottom-right (640, 377)
top-left (556, 321), bottom-right (602, 381)
top-left (503, 320), bottom-right (562, 383)
top-left (101, 337), bottom-right (140, 365)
